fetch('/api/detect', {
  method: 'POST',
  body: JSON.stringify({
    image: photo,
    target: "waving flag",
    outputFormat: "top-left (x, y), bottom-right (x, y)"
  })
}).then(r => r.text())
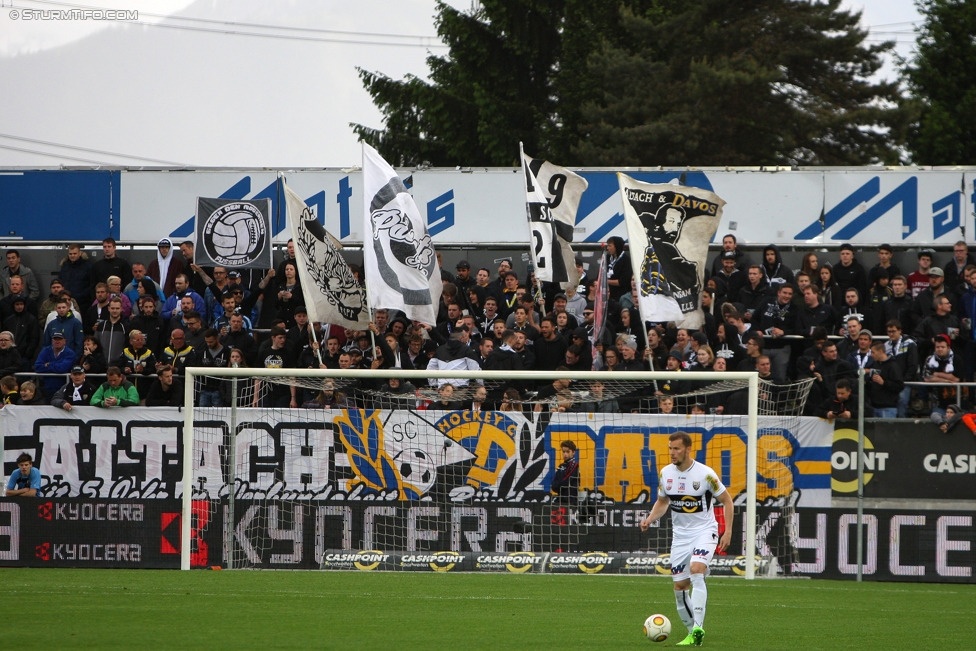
top-left (618, 174), bottom-right (725, 329)
top-left (362, 143), bottom-right (441, 326)
top-left (520, 144), bottom-right (585, 290)
top-left (285, 181), bottom-right (369, 328)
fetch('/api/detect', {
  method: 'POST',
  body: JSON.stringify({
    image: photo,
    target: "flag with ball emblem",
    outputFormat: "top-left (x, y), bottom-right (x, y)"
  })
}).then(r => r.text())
top-left (195, 197), bottom-right (273, 269)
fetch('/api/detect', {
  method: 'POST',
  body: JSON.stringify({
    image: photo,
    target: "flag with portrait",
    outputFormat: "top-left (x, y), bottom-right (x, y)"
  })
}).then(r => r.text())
top-left (362, 143), bottom-right (441, 326)
top-left (520, 144), bottom-right (585, 290)
top-left (285, 181), bottom-right (370, 328)
top-left (617, 174), bottom-right (725, 329)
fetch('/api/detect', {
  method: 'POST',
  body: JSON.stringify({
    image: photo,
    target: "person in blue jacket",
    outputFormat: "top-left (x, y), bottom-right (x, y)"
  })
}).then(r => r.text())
top-left (6, 453), bottom-right (41, 497)
top-left (43, 298), bottom-right (84, 355)
top-left (34, 331), bottom-right (78, 396)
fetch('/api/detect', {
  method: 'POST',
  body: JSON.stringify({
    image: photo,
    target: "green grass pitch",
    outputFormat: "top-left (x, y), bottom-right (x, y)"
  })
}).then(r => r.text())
top-left (5, 569), bottom-right (974, 650)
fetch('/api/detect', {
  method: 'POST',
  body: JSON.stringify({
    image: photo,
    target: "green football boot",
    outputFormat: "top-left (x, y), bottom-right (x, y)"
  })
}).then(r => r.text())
top-left (675, 633), bottom-right (697, 646)
top-left (692, 625), bottom-right (705, 646)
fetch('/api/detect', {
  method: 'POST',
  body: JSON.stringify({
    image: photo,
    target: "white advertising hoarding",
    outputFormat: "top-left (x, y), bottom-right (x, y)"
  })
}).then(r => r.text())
top-left (105, 167), bottom-right (976, 247)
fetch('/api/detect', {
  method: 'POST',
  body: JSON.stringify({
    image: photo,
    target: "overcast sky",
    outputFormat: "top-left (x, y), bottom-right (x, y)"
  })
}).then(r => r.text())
top-left (0, 0), bottom-right (923, 168)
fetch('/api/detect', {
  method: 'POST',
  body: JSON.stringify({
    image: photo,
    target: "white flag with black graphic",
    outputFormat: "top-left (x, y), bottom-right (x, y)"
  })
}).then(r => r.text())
top-left (195, 197), bottom-right (273, 269)
top-left (362, 143), bottom-right (441, 326)
top-left (520, 144), bottom-right (585, 289)
top-left (618, 173), bottom-right (725, 329)
top-left (285, 182), bottom-right (369, 328)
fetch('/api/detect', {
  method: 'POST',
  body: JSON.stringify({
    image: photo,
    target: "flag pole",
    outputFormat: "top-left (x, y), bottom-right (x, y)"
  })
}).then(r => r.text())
top-left (281, 170), bottom-right (326, 369)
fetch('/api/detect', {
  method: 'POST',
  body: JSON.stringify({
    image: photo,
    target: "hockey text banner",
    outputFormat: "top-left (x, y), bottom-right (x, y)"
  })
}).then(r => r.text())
top-left (285, 181), bottom-right (370, 328)
top-left (194, 197), bottom-right (273, 269)
top-left (1, 406), bottom-right (830, 507)
top-left (362, 143), bottom-right (441, 326)
top-left (520, 145), bottom-right (585, 290)
top-left (618, 174), bottom-right (724, 329)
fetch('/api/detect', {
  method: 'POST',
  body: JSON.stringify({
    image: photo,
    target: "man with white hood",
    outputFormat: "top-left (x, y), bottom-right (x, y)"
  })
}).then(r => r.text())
top-left (147, 238), bottom-right (184, 298)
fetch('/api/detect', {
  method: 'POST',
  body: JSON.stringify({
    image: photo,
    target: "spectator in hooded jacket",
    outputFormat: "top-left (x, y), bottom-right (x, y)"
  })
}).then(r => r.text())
top-left (129, 295), bottom-right (166, 355)
top-left (737, 265), bottom-right (770, 322)
top-left (91, 238), bottom-right (132, 290)
top-left (0, 276), bottom-right (37, 323)
top-left (95, 297), bottom-right (128, 367)
top-left (833, 243), bottom-right (869, 304)
top-left (760, 245), bottom-right (795, 291)
top-left (1, 250), bottom-right (40, 300)
top-left (756, 283), bottom-right (798, 380)
top-left (43, 298), bottom-right (84, 356)
top-left (59, 244), bottom-right (93, 305)
top-left (883, 275), bottom-right (915, 334)
top-left (2, 297), bottom-right (40, 365)
top-left (0, 331), bottom-right (21, 377)
top-left (147, 238), bottom-right (185, 298)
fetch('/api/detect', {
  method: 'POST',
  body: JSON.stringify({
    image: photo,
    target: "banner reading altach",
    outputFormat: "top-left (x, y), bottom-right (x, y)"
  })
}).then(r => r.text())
top-left (194, 197), bottom-right (273, 269)
top-left (617, 175), bottom-right (724, 329)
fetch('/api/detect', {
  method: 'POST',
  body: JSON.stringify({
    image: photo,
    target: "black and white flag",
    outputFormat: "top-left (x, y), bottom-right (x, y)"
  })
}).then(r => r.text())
top-left (195, 197), bottom-right (273, 269)
top-left (285, 182), bottom-right (369, 328)
top-left (520, 144), bottom-right (585, 289)
top-left (618, 174), bottom-right (724, 329)
top-left (362, 143), bottom-right (441, 326)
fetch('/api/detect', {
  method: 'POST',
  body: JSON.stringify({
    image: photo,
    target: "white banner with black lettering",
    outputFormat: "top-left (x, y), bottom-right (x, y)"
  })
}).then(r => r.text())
top-left (2, 407), bottom-right (830, 506)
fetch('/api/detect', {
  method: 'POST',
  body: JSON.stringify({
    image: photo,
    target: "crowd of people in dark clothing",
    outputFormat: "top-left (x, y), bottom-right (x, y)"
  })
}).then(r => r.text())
top-left (1, 234), bottom-right (974, 419)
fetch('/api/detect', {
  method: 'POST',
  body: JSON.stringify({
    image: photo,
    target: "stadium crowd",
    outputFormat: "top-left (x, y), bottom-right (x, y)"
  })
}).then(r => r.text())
top-left (1, 235), bottom-right (975, 421)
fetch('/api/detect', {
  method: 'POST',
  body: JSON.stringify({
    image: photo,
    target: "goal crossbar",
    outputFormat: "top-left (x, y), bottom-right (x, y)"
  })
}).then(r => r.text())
top-left (181, 368), bottom-right (760, 577)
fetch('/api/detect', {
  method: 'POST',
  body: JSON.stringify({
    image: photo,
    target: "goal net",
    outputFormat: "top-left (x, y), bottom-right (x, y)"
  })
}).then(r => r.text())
top-left (181, 368), bottom-right (815, 576)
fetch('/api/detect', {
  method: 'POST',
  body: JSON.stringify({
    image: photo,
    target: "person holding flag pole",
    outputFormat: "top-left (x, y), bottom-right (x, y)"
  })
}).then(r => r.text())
top-left (361, 144), bottom-right (441, 338)
top-left (519, 143), bottom-right (587, 319)
top-left (284, 176), bottom-right (370, 369)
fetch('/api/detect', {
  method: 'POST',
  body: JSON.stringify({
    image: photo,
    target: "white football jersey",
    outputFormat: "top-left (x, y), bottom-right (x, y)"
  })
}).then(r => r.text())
top-left (658, 460), bottom-right (726, 538)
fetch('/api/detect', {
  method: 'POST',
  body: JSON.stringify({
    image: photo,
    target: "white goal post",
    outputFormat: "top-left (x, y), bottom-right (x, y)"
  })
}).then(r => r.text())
top-left (181, 367), bottom-right (761, 577)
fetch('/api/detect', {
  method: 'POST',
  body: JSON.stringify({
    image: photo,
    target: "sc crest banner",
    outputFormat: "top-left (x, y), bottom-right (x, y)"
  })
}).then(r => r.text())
top-left (1, 407), bottom-right (830, 507)
top-left (195, 197), bottom-right (273, 269)
top-left (618, 174), bottom-right (724, 329)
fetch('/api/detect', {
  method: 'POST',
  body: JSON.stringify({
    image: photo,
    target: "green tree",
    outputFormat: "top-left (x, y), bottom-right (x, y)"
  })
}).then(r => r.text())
top-left (575, 0), bottom-right (907, 166)
top-left (352, 0), bottom-right (641, 166)
top-left (353, 1), bottom-right (569, 167)
top-left (903, 0), bottom-right (976, 164)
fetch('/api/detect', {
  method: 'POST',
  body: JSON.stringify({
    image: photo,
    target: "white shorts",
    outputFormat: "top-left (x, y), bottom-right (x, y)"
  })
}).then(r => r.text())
top-left (669, 529), bottom-right (719, 581)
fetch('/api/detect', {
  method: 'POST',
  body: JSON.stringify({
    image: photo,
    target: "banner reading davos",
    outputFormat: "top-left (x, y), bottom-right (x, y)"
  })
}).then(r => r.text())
top-left (1, 168), bottom-right (974, 246)
top-left (1, 406), bottom-right (830, 508)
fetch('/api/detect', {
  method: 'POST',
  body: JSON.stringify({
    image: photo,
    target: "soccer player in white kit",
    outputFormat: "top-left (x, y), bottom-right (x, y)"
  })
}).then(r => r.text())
top-left (640, 432), bottom-right (733, 647)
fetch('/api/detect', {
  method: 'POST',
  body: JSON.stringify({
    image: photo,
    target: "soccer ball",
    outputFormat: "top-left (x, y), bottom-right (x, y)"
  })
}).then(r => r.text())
top-left (394, 448), bottom-right (437, 494)
top-left (643, 614), bottom-right (671, 642)
top-left (210, 210), bottom-right (264, 260)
